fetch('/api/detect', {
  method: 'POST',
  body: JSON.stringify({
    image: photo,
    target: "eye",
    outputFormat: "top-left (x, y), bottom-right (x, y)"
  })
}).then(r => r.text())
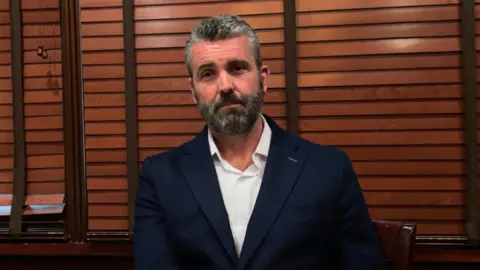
top-left (232, 65), bottom-right (246, 74)
top-left (200, 70), bottom-right (214, 78)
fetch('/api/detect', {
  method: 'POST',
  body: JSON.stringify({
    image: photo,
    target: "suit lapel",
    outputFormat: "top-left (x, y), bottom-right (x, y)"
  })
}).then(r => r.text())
top-left (238, 118), bottom-right (306, 269)
top-left (177, 128), bottom-right (238, 265)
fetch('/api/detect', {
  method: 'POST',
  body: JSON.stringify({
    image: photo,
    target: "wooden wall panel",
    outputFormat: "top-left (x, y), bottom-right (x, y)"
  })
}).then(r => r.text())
top-left (79, 0), bottom-right (128, 232)
top-left (296, 0), bottom-right (465, 237)
top-left (0, 1), bottom-right (13, 223)
top-left (21, 0), bottom-right (65, 215)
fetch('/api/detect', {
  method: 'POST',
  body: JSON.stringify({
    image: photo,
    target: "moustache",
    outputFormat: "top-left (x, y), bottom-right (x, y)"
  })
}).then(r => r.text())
top-left (214, 95), bottom-right (246, 111)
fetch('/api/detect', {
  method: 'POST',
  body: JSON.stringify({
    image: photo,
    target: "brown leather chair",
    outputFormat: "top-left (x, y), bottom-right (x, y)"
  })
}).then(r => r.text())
top-left (373, 220), bottom-right (416, 270)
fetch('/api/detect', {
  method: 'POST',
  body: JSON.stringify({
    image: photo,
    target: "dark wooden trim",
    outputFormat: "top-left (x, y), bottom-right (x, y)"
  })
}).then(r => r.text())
top-left (9, 0), bottom-right (26, 237)
top-left (86, 231), bottom-right (130, 242)
top-left (282, 0), bottom-right (298, 134)
top-left (415, 244), bottom-right (480, 263)
top-left (123, 0), bottom-right (139, 236)
top-left (60, 0), bottom-right (86, 242)
top-left (0, 242), bottom-right (479, 264)
top-left (459, 0), bottom-right (479, 242)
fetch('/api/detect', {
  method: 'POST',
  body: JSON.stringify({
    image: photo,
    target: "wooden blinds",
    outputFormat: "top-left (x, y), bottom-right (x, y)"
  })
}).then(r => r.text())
top-left (22, 0), bottom-right (65, 234)
top-left (296, 0), bottom-right (465, 237)
top-left (0, 0), bottom-right (66, 238)
top-left (80, 0), bottom-right (287, 236)
top-left (0, 1), bottom-right (14, 231)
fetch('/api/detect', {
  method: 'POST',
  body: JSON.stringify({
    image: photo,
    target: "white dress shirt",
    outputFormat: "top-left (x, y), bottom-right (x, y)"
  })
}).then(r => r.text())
top-left (207, 115), bottom-right (272, 256)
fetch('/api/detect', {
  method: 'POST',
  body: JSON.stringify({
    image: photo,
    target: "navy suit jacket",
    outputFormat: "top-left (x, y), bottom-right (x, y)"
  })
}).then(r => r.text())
top-left (133, 114), bottom-right (383, 270)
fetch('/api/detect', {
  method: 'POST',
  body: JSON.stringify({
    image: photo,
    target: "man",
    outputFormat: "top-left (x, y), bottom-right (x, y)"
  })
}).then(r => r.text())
top-left (133, 14), bottom-right (383, 270)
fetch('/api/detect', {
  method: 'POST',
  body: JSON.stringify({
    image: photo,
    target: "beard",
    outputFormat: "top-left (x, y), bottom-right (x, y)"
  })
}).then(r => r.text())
top-left (195, 78), bottom-right (265, 136)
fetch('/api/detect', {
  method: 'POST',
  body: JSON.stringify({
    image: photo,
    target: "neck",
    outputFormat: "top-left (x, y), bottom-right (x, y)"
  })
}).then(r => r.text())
top-left (211, 116), bottom-right (264, 170)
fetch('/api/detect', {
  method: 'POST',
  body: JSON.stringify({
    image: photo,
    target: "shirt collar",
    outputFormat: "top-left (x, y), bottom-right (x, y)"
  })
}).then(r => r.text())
top-left (208, 114), bottom-right (272, 159)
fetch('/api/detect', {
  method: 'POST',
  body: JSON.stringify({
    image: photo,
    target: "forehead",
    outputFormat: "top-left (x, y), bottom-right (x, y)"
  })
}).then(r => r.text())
top-left (190, 35), bottom-right (255, 69)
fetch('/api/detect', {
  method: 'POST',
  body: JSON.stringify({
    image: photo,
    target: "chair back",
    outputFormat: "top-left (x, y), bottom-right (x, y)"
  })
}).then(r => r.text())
top-left (373, 220), bottom-right (416, 270)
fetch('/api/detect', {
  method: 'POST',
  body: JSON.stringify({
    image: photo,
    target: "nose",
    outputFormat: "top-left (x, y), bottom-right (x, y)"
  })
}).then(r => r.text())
top-left (217, 70), bottom-right (234, 94)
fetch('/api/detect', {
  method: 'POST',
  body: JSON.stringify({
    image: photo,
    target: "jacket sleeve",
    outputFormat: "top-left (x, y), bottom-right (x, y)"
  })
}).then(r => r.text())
top-left (335, 151), bottom-right (385, 270)
top-left (133, 156), bottom-right (181, 270)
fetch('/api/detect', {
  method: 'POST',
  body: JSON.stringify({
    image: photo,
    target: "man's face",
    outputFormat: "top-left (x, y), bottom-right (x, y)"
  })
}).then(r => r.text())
top-left (188, 35), bottom-right (269, 135)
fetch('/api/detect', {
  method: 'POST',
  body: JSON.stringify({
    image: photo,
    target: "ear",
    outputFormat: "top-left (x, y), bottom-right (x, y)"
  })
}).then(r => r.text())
top-left (260, 64), bottom-right (269, 93)
top-left (189, 77), bottom-right (198, 104)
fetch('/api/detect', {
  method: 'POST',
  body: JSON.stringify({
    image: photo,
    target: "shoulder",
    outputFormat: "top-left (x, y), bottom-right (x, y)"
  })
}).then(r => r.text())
top-left (139, 139), bottom-right (191, 170)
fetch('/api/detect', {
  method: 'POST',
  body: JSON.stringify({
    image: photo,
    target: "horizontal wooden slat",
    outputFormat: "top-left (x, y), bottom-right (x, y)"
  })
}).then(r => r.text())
top-left (25, 182), bottom-right (64, 194)
top-left (88, 191), bottom-right (129, 203)
top-left (27, 143), bottom-right (64, 156)
top-left (342, 146), bottom-right (464, 161)
top-left (25, 194), bottom-right (64, 205)
top-left (81, 37), bottom-right (123, 51)
top-left (298, 54), bottom-right (460, 73)
top-left (135, 0), bottom-right (243, 5)
top-left (88, 218), bottom-right (128, 230)
top-left (408, 222), bottom-right (464, 235)
top-left (0, 194), bottom-right (12, 206)
top-left (81, 22), bottom-right (123, 36)
top-left (299, 116), bottom-right (463, 131)
top-left (301, 131), bottom-right (463, 145)
top-left (85, 150), bottom-right (126, 163)
top-left (82, 52), bottom-right (124, 65)
top-left (359, 178), bottom-right (463, 191)
top-left (368, 207), bottom-right (463, 220)
top-left (86, 165), bottom-right (127, 177)
top-left (353, 161), bottom-right (463, 175)
top-left (26, 155), bottom-right (64, 169)
top-left (0, 157), bottom-right (12, 169)
top-left (25, 131), bottom-right (63, 142)
top-left (298, 22), bottom-right (459, 42)
top-left (299, 85), bottom-right (462, 102)
top-left (21, 0), bottom-right (59, 9)
top-left (297, 6), bottom-right (459, 27)
top-left (27, 168), bottom-right (64, 182)
top-left (88, 205), bottom-right (128, 217)
top-left (24, 77), bottom-right (63, 90)
top-left (22, 11), bottom-right (60, 24)
top-left (135, 14), bottom-right (283, 35)
top-left (0, 170), bottom-right (13, 182)
top-left (80, 0), bottom-right (122, 8)
top-left (25, 116), bottom-right (63, 130)
top-left (134, 2), bottom-right (283, 20)
top-left (83, 80), bottom-right (124, 93)
top-left (80, 8), bottom-right (123, 23)
top-left (364, 191), bottom-right (463, 206)
top-left (24, 104), bottom-right (62, 116)
top-left (298, 38), bottom-right (460, 57)
top-left (24, 91), bottom-right (63, 104)
top-left (85, 122), bottom-right (125, 135)
top-left (82, 66), bottom-right (125, 79)
top-left (85, 136), bottom-right (126, 149)
top-left (23, 25), bottom-right (60, 37)
top-left (300, 100), bottom-right (462, 116)
top-left (24, 49), bottom-right (61, 63)
top-left (297, 0), bottom-right (459, 12)
top-left (24, 64), bottom-right (62, 77)
top-left (87, 177), bottom-right (127, 190)
top-left (299, 69), bottom-right (461, 87)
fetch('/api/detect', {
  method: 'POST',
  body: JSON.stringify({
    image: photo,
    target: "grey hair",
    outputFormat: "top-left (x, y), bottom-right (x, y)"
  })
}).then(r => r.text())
top-left (184, 14), bottom-right (262, 78)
